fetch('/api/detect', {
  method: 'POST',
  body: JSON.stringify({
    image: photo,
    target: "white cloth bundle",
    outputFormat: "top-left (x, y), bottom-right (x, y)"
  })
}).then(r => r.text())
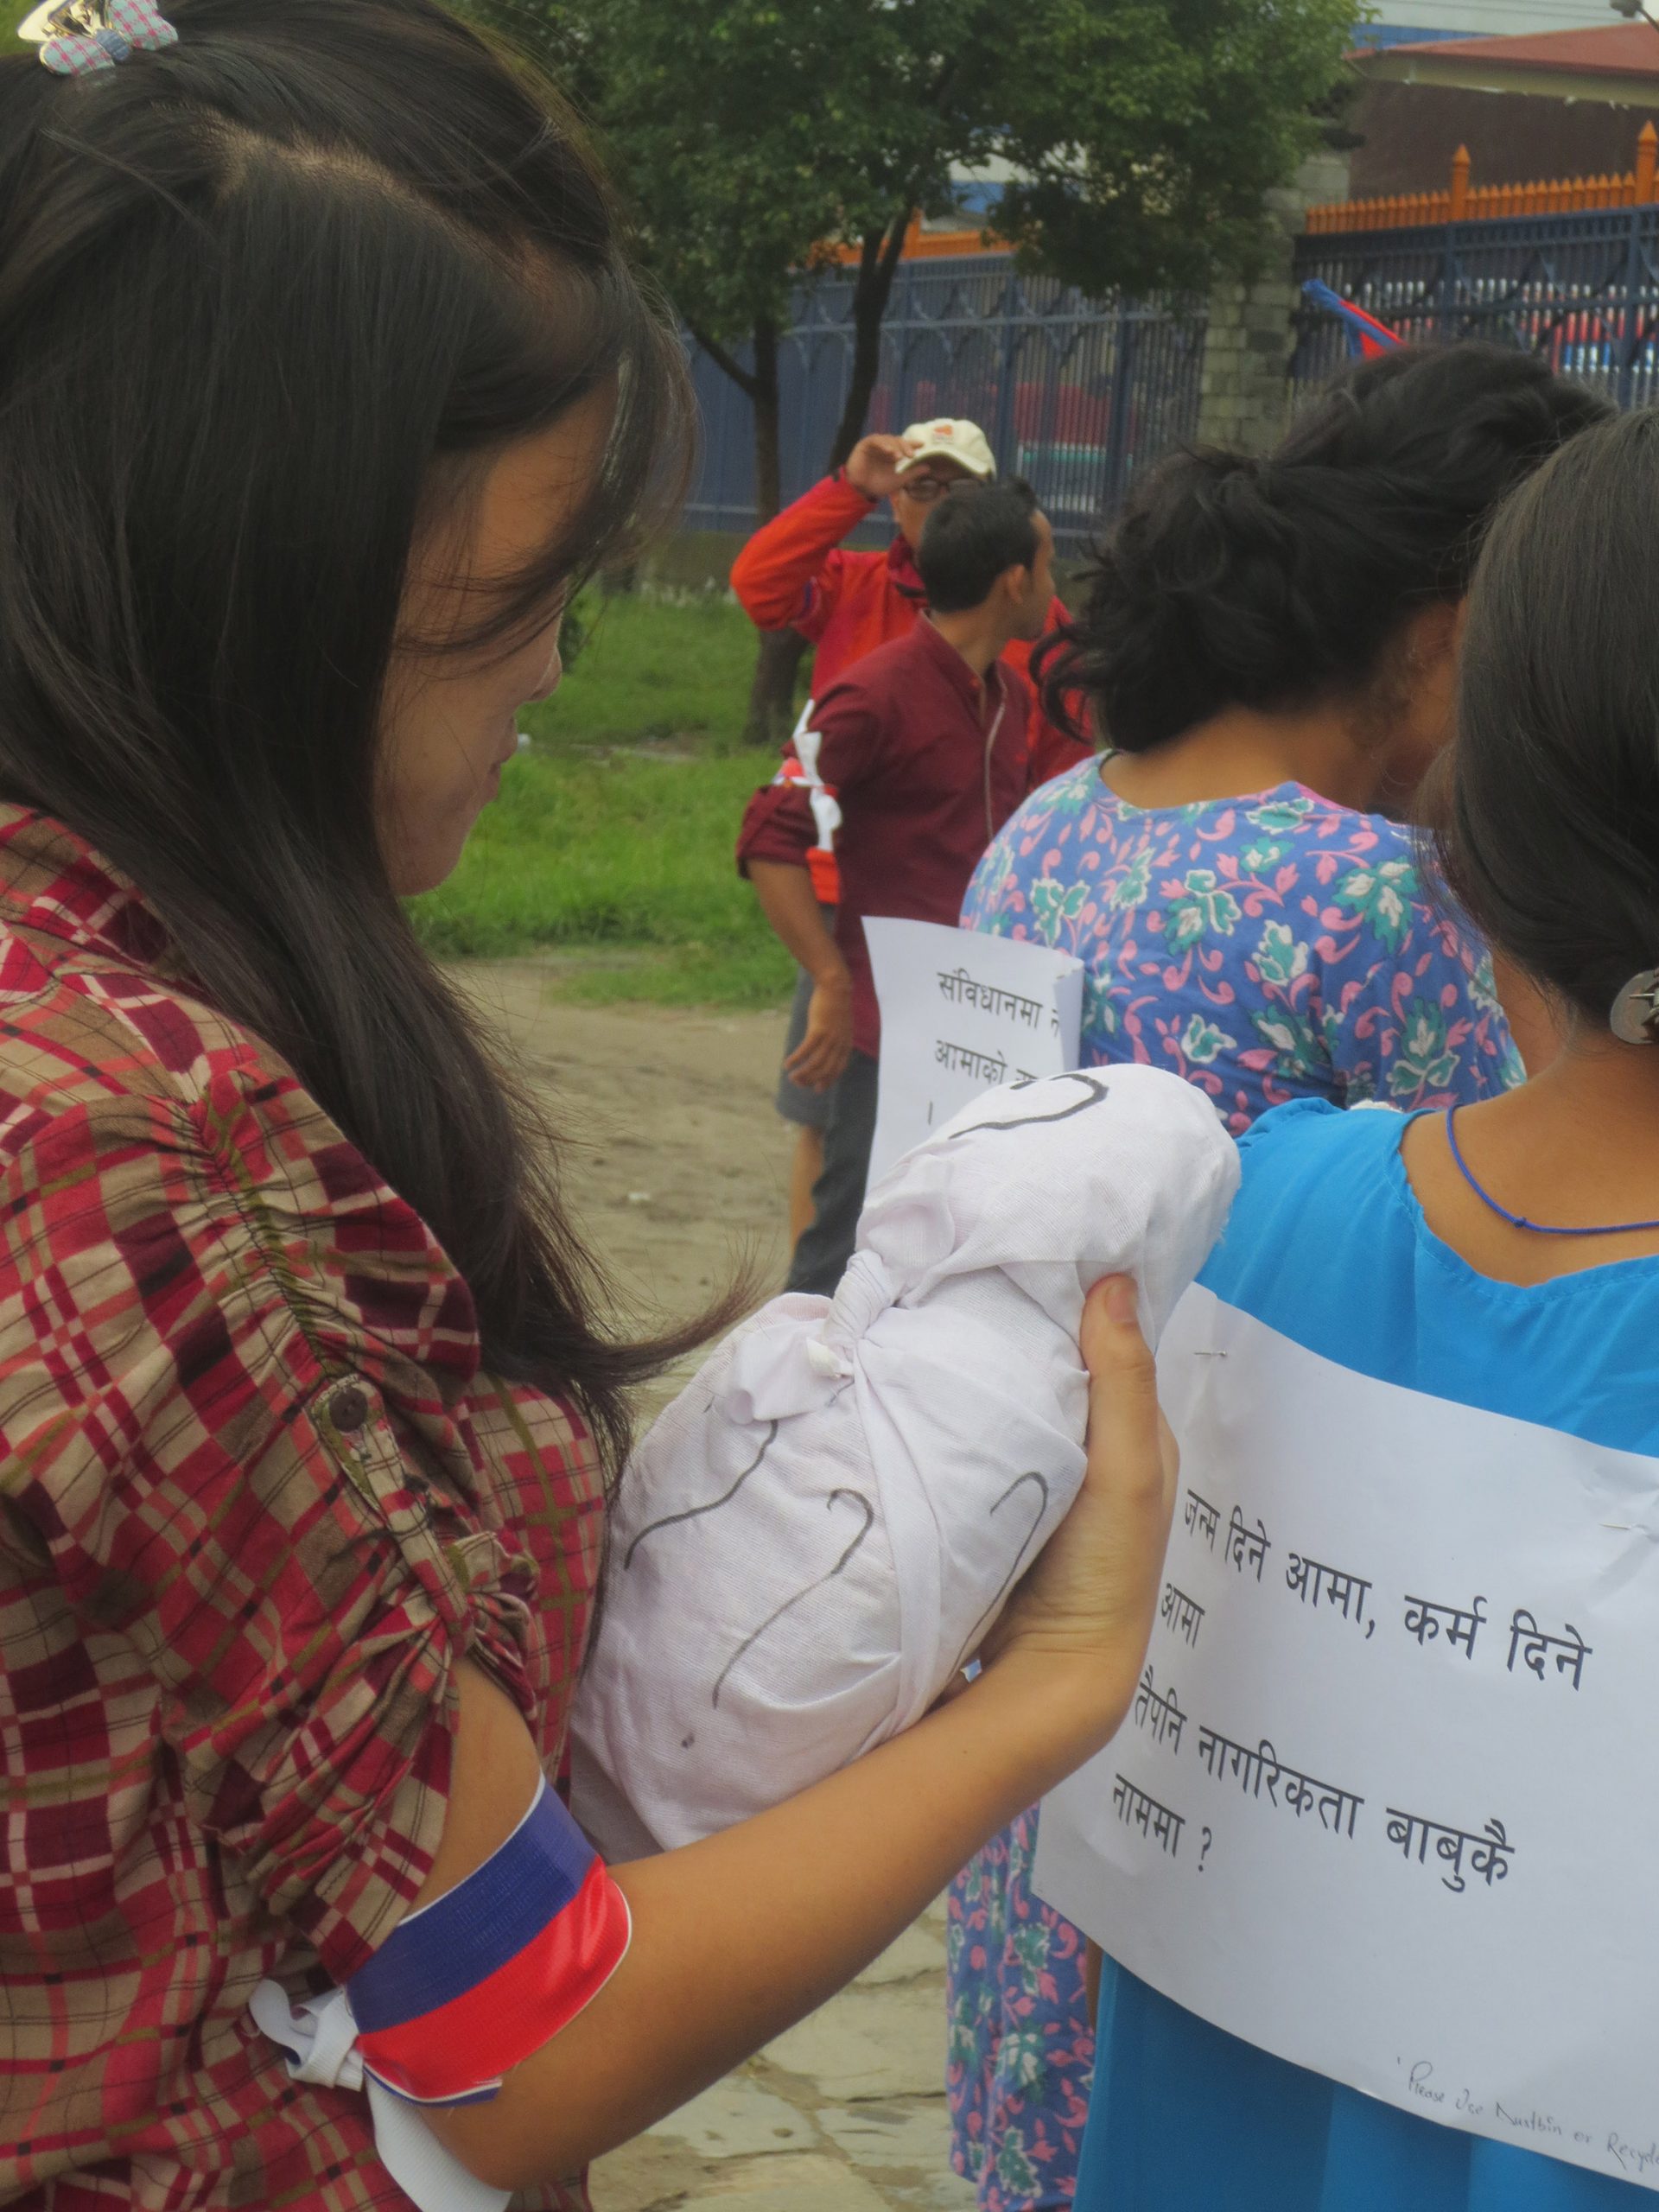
top-left (570, 1066), bottom-right (1239, 1858)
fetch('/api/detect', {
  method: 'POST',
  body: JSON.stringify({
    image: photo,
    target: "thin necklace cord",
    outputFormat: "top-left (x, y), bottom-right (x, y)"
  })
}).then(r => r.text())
top-left (1444, 1107), bottom-right (1659, 1237)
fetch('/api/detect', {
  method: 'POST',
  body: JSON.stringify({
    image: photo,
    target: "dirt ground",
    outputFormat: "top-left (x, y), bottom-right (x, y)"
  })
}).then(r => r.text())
top-left (453, 959), bottom-right (796, 1354)
top-left (448, 963), bottom-right (978, 2212)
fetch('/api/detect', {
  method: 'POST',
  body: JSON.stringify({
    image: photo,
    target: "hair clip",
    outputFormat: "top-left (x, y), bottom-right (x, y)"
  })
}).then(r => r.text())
top-left (1610, 969), bottom-right (1659, 1046)
top-left (18, 0), bottom-right (177, 75)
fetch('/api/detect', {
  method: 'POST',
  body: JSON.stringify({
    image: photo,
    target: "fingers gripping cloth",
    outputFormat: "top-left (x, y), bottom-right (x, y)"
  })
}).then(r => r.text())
top-left (251, 1779), bottom-right (630, 2209)
top-left (571, 1065), bottom-right (1241, 1857)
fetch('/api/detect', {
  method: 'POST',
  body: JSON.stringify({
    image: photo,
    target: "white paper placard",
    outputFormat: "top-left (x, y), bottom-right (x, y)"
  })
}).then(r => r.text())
top-left (1033, 1282), bottom-right (1659, 2194)
top-left (865, 919), bottom-right (1084, 1191)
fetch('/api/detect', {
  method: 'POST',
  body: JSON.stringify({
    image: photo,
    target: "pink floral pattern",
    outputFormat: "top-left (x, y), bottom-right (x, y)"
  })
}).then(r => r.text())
top-left (960, 765), bottom-right (1521, 1135)
top-left (948, 766), bottom-right (1522, 2212)
top-left (948, 1809), bottom-right (1094, 2211)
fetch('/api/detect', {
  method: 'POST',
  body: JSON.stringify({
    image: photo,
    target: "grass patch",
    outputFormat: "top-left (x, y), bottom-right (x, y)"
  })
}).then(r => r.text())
top-left (541, 591), bottom-right (766, 753)
top-left (410, 595), bottom-right (798, 1007)
top-left (539, 940), bottom-right (801, 1009)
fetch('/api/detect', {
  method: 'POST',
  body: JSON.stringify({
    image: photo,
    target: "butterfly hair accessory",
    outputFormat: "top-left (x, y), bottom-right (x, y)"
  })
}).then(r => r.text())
top-left (18, 0), bottom-right (179, 76)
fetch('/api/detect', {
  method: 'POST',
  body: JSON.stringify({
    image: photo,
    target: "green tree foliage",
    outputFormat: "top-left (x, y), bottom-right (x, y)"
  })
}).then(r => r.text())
top-left (464, 0), bottom-right (1354, 735)
top-left (473, 0), bottom-right (1352, 421)
top-left (985, 0), bottom-right (1359, 296)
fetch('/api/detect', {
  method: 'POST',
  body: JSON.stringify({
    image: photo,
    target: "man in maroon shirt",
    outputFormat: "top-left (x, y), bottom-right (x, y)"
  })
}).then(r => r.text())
top-left (734, 423), bottom-right (1085, 1249)
top-left (739, 480), bottom-right (1058, 1294)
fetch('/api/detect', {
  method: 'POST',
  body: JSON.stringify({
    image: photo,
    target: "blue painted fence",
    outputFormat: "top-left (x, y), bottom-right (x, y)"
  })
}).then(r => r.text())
top-left (1292, 203), bottom-right (1659, 405)
top-left (685, 255), bottom-right (1207, 557)
top-left (687, 207), bottom-right (1659, 563)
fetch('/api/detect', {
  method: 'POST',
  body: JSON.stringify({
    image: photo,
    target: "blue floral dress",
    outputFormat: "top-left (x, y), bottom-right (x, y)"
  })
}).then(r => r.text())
top-left (944, 763), bottom-right (1522, 2212)
top-left (962, 764), bottom-right (1520, 1135)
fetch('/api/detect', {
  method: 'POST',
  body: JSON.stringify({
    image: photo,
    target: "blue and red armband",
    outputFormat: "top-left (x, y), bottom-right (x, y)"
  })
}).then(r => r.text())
top-left (346, 1777), bottom-right (631, 2107)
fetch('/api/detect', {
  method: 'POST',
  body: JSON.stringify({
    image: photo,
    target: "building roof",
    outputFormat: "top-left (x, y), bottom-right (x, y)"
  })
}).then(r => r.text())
top-left (1357, 19), bottom-right (1659, 99)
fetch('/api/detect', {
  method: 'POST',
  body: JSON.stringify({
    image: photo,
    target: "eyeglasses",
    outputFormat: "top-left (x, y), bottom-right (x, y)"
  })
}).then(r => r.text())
top-left (893, 474), bottom-right (959, 505)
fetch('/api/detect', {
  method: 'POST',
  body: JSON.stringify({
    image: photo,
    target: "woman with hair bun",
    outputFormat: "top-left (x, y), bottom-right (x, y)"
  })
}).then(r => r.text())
top-left (948, 344), bottom-right (1610, 2212)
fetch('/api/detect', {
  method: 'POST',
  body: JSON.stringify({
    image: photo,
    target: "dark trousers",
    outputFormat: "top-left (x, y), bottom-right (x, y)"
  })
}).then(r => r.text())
top-left (785, 1047), bottom-right (879, 1296)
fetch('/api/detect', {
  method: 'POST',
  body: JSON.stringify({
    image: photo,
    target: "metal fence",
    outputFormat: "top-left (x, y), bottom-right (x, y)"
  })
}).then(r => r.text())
top-left (688, 207), bottom-right (1659, 556)
top-left (686, 256), bottom-right (1208, 556)
top-left (1293, 205), bottom-right (1659, 407)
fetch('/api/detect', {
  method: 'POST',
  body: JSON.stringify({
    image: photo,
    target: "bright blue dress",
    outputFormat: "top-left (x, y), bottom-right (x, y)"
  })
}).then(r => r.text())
top-left (948, 771), bottom-right (1522, 2212)
top-left (1077, 1100), bottom-right (1659, 2212)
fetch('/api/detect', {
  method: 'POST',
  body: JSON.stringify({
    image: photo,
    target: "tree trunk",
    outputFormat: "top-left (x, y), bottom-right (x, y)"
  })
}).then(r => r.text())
top-left (827, 209), bottom-right (915, 470)
top-left (741, 626), bottom-right (810, 750)
top-left (683, 317), bottom-right (804, 747)
top-left (751, 315), bottom-right (782, 525)
top-left (741, 315), bottom-right (809, 747)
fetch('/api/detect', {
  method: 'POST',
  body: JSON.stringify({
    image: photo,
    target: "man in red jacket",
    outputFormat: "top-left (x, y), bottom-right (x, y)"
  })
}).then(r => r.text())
top-left (734, 419), bottom-right (1086, 1236)
top-left (732, 416), bottom-right (1078, 771)
top-left (739, 479), bottom-right (1058, 1294)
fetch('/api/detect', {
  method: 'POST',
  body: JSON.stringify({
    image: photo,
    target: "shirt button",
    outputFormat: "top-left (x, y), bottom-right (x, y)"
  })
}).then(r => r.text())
top-left (330, 1386), bottom-right (370, 1433)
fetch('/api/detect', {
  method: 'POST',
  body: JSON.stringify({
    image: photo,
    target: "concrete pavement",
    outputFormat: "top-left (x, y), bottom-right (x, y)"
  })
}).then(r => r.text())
top-left (589, 1903), bottom-right (976, 2212)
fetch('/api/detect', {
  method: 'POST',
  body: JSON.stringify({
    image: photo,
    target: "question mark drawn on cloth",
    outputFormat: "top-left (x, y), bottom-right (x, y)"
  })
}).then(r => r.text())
top-left (626, 1419), bottom-right (781, 1569)
top-left (1199, 1827), bottom-right (1213, 1872)
top-left (949, 1072), bottom-right (1111, 1139)
top-left (947, 1471), bottom-right (1052, 1679)
top-left (711, 1488), bottom-right (875, 1709)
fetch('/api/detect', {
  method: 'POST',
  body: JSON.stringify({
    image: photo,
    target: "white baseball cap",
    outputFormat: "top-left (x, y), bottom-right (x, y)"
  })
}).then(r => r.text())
top-left (894, 418), bottom-right (997, 482)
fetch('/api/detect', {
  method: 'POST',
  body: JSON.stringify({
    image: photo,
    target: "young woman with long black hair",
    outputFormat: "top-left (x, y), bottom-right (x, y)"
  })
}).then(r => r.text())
top-left (0, 4), bottom-right (1175, 2202)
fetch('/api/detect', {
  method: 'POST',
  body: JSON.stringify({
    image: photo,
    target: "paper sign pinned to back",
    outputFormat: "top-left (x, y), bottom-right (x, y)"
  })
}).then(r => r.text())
top-left (865, 919), bottom-right (1084, 1192)
top-left (1033, 1281), bottom-right (1659, 2194)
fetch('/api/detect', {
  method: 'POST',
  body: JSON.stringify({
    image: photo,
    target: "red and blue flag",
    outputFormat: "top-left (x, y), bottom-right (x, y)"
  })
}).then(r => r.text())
top-left (346, 1777), bottom-right (631, 2107)
top-left (1301, 279), bottom-right (1402, 360)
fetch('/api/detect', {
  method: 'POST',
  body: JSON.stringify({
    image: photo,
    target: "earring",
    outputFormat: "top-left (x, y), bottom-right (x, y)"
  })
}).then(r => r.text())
top-left (1610, 969), bottom-right (1659, 1045)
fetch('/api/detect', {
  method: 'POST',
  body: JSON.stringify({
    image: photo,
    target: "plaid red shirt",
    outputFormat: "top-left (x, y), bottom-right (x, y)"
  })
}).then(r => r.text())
top-left (0, 811), bottom-right (607, 2209)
